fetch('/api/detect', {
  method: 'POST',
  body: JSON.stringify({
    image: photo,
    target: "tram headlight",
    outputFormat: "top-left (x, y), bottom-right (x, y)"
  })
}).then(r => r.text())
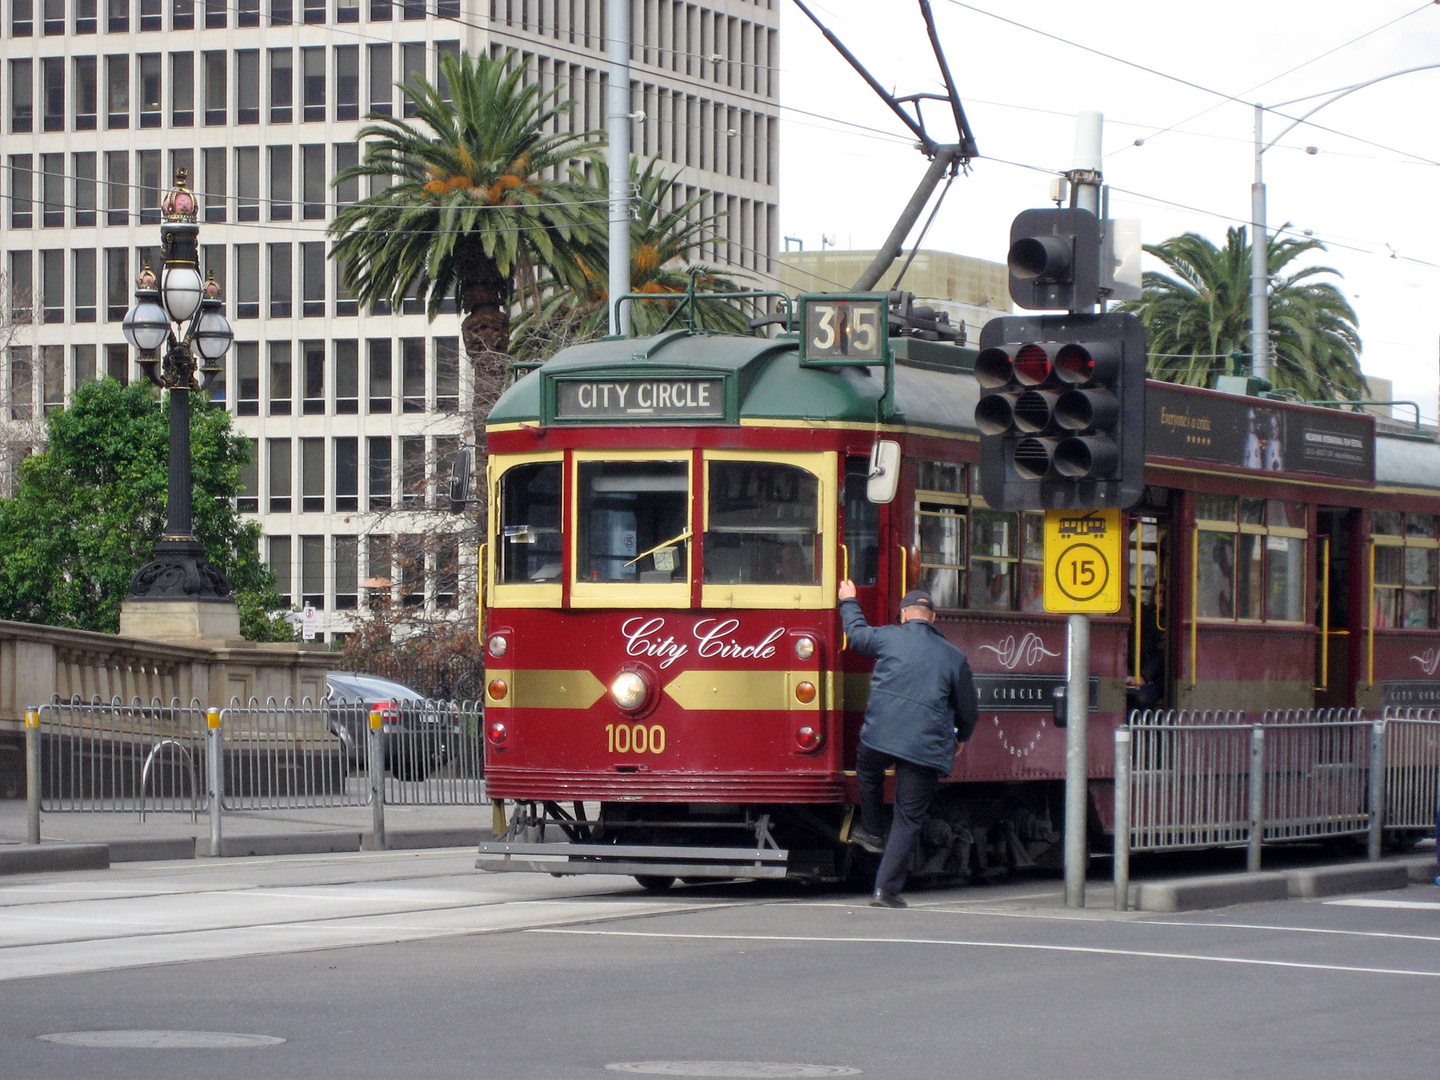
top-left (795, 725), bottom-right (822, 751)
top-left (610, 671), bottom-right (648, 712)
top-left (488, 634), bottom-right (508, 658)
top-left (794, 635), bottom-right (815, 660)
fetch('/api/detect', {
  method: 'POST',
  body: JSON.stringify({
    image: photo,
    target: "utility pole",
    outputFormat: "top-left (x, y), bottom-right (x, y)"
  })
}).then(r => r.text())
top-left (606, 0), bottom-right (632, 337)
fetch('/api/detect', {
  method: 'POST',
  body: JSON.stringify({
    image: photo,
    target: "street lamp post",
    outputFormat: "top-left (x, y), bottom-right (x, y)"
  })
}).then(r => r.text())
top-left (121, 169), bottom-right (237, 621)
top-left (1250, 64), bottom-right (1440, 386)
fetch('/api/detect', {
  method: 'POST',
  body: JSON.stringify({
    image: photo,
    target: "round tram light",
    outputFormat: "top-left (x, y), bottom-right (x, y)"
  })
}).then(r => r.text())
top-left (1013, 436), bottom-right (1057, 480)
top-left (794, 681), bottom-right (817, 705)
top-left (486, 720), bottom-right (508, 745)
top-left (974, 346), bottom-right (1017, 390)
top-left (793, 635), bottom-right (816, 661)
top-left (1054, 435), bottom-right (1119, 479)
top-left (1012, 343), bottom-right (1053, 386)
top-left (1012, 390), bottom-right (1058, 434)
top-left (487, 634), bottom-right (509, 658)
top-left (1054, 388), bottom-right (1118, 432)
top-left (974, 391), bottom-right (1018, 436)
top-left (795, 725), bottom-right (822, 751)
top-left (486, 678), bottom-right (509, 702)
top-left (610, 671), bottom-right (648, 712)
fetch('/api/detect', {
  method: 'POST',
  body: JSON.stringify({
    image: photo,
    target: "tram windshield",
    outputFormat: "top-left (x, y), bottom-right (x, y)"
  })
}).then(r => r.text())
top-left (498, 460), bottom-right (563, 583)
top-left (704, 460), bottom-right (819, 585)
top-left (576, 459), bottom-right (690, 583)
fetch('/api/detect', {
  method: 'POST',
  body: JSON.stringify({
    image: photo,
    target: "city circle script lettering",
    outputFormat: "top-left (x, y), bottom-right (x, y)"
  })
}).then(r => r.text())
top-left (621, 617), bottom-right (784, 669)
top-left (556, 378), bottom-right (725, 420)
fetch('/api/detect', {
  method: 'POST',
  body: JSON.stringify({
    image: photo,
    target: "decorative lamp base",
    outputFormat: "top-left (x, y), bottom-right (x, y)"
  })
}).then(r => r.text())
top-left (125, 537), bottom-right (233, 602)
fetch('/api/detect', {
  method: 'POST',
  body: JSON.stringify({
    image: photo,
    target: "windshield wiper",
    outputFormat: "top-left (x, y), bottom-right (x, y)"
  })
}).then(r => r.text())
top-left (624, 528), bottom-right (692, 568)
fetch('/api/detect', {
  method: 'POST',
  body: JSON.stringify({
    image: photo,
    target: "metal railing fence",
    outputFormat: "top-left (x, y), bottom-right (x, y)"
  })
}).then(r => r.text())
top-left (1115, 707), bottom-right (1440, 910)
top-left (24, 694), bottom-right (488, 850)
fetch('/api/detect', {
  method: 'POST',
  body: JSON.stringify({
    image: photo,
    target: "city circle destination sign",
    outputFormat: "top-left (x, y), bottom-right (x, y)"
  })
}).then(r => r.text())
top-left (1043, 508), bottom-right (1123, 614)
top-left (555, 377), bottom-right (726, 421)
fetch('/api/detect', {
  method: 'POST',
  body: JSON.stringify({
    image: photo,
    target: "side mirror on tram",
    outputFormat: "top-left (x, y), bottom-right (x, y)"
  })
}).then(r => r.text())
top-left (448, 448), bottom-right (473, 513)
top-left (867, 440), bottom-right (901, 504)
top-left (1051, 684), bottom-right (1067, 728)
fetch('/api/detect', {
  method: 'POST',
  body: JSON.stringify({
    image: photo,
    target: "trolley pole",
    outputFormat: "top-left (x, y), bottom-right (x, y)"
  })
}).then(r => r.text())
top-left (1064, 613), bottom-right (1091, 907)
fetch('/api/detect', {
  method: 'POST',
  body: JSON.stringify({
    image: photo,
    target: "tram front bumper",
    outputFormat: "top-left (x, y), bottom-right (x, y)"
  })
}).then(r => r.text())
top-left (475, 840), bottom-right (791, 879)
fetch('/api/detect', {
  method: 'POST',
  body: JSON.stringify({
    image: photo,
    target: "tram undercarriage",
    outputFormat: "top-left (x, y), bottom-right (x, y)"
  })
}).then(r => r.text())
top-left (475, 783), bottom-right (1065, 889)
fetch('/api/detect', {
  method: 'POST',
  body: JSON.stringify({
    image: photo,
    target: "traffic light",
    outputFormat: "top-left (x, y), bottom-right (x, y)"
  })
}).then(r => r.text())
top-left (1007, 207), bottom-right (1102, 312)
top-left (975, 312), bottom-right (1146, 511)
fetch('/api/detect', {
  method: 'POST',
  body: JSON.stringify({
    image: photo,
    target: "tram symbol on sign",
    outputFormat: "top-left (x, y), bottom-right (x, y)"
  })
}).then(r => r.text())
top-left (1043, 508), bottom-right (1123, 614)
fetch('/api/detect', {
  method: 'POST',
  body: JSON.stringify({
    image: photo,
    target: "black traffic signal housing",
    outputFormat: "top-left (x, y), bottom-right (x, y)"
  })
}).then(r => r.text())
top-left (1008, 207), bottom-right (1102, 312)
top-left (975, 311), bottom-right (1146, 511)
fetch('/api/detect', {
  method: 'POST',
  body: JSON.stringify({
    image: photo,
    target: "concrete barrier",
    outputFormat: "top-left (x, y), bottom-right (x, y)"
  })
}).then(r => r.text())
top-left (0, 842), bottom-right (109, 875)
top-left (1286, 862), bottom-right (1410, 898)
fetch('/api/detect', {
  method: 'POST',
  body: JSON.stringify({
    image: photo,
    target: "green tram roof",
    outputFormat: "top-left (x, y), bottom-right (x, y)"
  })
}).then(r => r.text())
top-left (488, 330), bottom-right (981, 432)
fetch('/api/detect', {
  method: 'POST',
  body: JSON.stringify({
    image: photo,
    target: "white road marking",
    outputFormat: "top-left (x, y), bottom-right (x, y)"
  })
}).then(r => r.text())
top-left (1143, 918), bottom-right (1440, 943)
top-left (532, 927), bottom-right (1440, 979)
top-left (1326, 898), bottom-right (1440, 911)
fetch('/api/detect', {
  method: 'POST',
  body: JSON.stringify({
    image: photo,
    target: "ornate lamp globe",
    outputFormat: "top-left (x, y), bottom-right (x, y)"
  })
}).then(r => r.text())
top-left (121, 264), bottom-right (170, 354)
top-left (160, 263), bottom-right (204, 323)
top-left (193, 275), bottom-right (234, 362)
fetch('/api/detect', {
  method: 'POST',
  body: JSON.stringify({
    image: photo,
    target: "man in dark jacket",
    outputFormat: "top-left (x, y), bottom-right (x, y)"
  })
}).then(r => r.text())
top-left (838, 581), bottom-right (979, 908)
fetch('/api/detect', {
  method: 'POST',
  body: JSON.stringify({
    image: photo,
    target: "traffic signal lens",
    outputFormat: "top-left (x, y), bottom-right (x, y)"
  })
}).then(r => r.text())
top-left (1013, 390), bottom-right (1057, 433)
top-left (975, 392), bottom-right (1018, 435)
top-left (1054, 388), bottom-right (1118, 432)
top-left (1013, 343), bottom-right (1051, 385)
top-left (1054, 436), bottom-right (1118, 478)
top-left (1014, 436), bottom-right (1055, 480)
top-left (1055, 343), bottom-right (1094, 383)
top-left (1008, 235), bottom-right (1072, 281)
top-left (974, 346), bottom-right (1016, 390)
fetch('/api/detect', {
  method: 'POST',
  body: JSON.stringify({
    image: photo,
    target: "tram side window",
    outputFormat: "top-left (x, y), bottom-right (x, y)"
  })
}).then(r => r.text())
top-left (1195, 495), bottom-right (1307, 622)
top-left (578, 460), bottom-right (689, 583)
top-left (915, 459), bottom-right (966, 608)
top-left (498, 461), bottom-right (562, 583)
top-left (1372, 511), bottom-right (1438, 629)
top-left (843, 457), bottom-right (878, 586)
top-left (705, 461), bottom-right (818, 585)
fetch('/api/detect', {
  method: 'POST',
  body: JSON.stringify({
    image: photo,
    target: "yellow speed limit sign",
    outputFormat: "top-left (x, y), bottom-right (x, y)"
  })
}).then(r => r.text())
top-left (1043, 509), bottom-right (1123, 614)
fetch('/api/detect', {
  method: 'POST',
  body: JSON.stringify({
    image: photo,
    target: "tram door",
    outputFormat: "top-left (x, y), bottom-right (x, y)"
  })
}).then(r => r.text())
top-left (1314, 508), bottom-right (1357, 708)
top-left (1127, 491), bottom-right (1173, 716)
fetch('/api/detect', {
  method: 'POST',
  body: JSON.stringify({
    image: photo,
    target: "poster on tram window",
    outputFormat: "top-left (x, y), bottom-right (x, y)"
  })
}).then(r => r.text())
top-left (1146, 383), bottom-right (1374, 481)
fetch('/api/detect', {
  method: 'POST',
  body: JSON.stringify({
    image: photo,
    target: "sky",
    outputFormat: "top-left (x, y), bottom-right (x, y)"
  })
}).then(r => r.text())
top-left (776, 0), bottom-right (1440, 423)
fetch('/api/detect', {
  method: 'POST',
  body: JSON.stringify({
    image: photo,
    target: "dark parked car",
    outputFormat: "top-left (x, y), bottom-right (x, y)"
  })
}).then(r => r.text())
top-left (325, 672), bottom-right (461, 781)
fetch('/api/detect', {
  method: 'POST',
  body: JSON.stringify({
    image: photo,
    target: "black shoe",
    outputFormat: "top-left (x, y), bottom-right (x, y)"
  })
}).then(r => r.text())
top-left (848, 826), bottom-right (885, 855)
top-left (870, 889), bottom-right (907, 908)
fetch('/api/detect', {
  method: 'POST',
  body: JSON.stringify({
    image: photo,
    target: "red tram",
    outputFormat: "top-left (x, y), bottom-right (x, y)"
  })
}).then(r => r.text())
top-left (474, 302), bottom-right (1440, 887)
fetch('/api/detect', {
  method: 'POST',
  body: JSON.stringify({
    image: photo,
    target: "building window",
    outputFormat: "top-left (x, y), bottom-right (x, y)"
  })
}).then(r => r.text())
top-left (9, 155), bottom-right (33, 229)
top-left (367, 338), bottom-right (391, 413)
top-left (333, 143), bottom-right (359, 208)
top-left (105, 54), bottom-right (128, 128)
top-left (10, 59), bottom-right (34, 133)
top-left (170, 51), bottom-right (193, 125)
top-left (301, 338), bottom-right (324, 413)
top-left (172, 0), bottom-right (193, 29)
top-left (40, 250), bottom-right (63, 324)
top-left (300, 145), bottom-right (325, 220)
top-left (235, 146), bottom-right (259, 221)
top-left (104, 247), bottom-right (127, 320)
top-left (436, 40), bottom-right (458, 104)
top-left (435, 336), bottom-right (459, 412)
top-left (300, 438), bottom-right (324, 513)
top-left (235, 340), bottom-right (259, 414)
top-left (105, 342), bottom-right (128, 382)
top-left (269, 145), bottom-right (292, 221)
top-left (267, 439), bottom-right (291, 513)
top-left (335, 46), bottom-right (359, 119)
top-left (72, 344), bottom-right (97, 387)
top-left (75, 0), bottom-right (95, 30)
top-left (235, 243), bottom-right (259, 319)
top-left (237, 454), bottom-right (258, 512)
top-left (42, 344), bottom-right (63, 413)
top-left (268, 340), bottom-right (291, 414)
top-left (235, 49), bottom-right (259, 123)
top-left (300, 241), bottom-right (325, 318)
top-left (236, 0), bottom-right (255, 26)
top-left (73, 249), bottom-right (96, 322)
top-left (41, 153), bottom-right (64, 227)
top-left (435, 534), bottom-right (458, 608)
top-left (334, 245), bottom-right (358, 316)
top-left (301, 46), bottom-right (324, 119)
top-left (9, 252), bottom-right (34, 324)
top-left (138, 53), bottom-right (161, 127)
top-left (269, 0), bottom-right (289, 25)
top-left (367, 436), bottom-right (391, 509)
top-left (138, 0), bottom-right (158, 31)
top-left (201, 147), bottom-right (226, 222)
top-left (334, 340), bottom-right (358, 413)
top-left (334, 438), bottom-right (358, 511)
top-left (367, 44), bottom-right (391, 116)
top-left (137, 149), bottom-right (161, 225)
top-left (106, 0), bottom-right (126, 32)
top-left (300, 535), bottom-right (324, 607)
top-left (401, 435), bottom-right (424, 506)
top-left (268, 242), bottom-right (291, 318)
top-left (334, 535), bottom-right (358, 609)
top-left (401, 43), bottom-right (423, 118)
top-left (268, 534), bottom-right (292, 602)
top-left (401, 337), bottom-right (424, 413)
top-left (368, 0), bottom-right (388, 20)
top-left (73, 152), bottom-right (97, 226)
top-left (365, 535), bottom-right (391, 606)
top-left (12, 0), bottom-right (32, 34)
top-left (398, 533), bottom-right (423, 605)
top-left (105, 149), bottom-right (128, 225)
top-left (41, 57), bottom-right (64, 131)
top-left (203, 50), bottom-right (225, 124)
top-left (74, 56), bottom-right (97, 129)
top-left (268, 48), bottom-right (292, 123)
top-left (8, 347), bottom-right (34, 420)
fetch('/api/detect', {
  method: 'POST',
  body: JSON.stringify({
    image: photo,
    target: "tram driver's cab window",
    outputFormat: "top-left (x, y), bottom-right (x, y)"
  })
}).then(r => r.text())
top-left (1372, 511), bottom-right (1439, 629)
top-left (705, 460), bottom-right (818, 585)
top-left (1194, 495), bottom-right (1307, 622)
top-left (576, 458), bottom-right (689, 583)
top-left (497, 459), bottom-right (562, 584)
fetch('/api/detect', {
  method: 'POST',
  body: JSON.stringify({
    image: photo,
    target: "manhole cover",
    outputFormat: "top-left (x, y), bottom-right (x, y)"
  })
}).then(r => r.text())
top-left (606, 1064), bottom-right (860, 1078)
top-left (38, 1030), bottom-right (285, 1049)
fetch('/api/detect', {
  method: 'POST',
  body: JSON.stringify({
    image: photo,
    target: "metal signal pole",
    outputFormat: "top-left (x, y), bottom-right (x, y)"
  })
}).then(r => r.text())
top-left (607, 0), bottom-right (632, 337)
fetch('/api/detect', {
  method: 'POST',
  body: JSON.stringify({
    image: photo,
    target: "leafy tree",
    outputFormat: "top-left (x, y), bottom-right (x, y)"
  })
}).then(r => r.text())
top-left (512, 156), bottom-right (752, 361)
top-left (0, 379), bottom-right (292, 640)
top-left (328, 49), bottom-right (603, 412)
top-left (1118, 226), bottom-right (1365, 401)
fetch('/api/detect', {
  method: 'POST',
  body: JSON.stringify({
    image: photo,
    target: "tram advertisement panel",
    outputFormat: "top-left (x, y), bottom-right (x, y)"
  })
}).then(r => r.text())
top-left (1147, 383), bottom-right (1373, 481)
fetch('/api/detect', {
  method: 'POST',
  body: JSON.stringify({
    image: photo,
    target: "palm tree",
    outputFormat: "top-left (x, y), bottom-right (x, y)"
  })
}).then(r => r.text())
top-left (511, 156), bottom-right (753, 362)
top-left (1118, 226), bottom-right (1365, 401)
top-left (328, 50), bottom-right (603, 402)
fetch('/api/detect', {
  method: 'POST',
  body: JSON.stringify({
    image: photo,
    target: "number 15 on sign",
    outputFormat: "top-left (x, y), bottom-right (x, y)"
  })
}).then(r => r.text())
top-left (1043, 509), bottom-right (1123, 614)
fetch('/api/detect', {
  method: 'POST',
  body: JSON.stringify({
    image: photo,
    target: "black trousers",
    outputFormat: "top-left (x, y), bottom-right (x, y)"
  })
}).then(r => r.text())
top-left (856, 742), bottom-right (942, 896)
